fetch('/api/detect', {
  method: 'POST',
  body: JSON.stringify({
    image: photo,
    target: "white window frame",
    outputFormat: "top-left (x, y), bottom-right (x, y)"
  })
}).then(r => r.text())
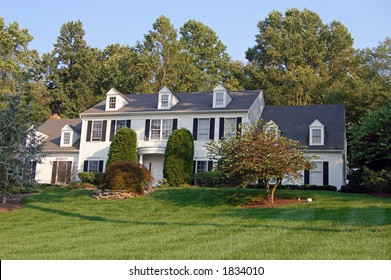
top-left (150, 119), bottom-right (173, 141)
top-left (215, 92), bottom-right (224, 107)
top-left (109, 96), bottom-right (116, 109)
top-left (115, 120), bottom-right (126, 133)
top-left (91, 121), bottom-right (103, 141)
top-left (196, 161), bottom-right (208, 173)
top-left (88, 160), bottom-right (99, 172)
top-left (224, 118), bottom-right (237, 137)
top-left (310, 161), bottom-right (323, 185)
top-left (62, 131), bottom-right (71, 146)
top-left (197, 118), bottom-right (210, 140)
top-left (160, 94), bottom-right (169, 108)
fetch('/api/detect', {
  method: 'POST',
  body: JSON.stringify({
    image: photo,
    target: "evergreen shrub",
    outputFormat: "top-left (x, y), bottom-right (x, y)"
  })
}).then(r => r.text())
top-left (194, 171), bottom-right (223, 187)
top-left (100, 161), bottom-right (153, 194)
top-left (106, 127), bottom-right (137, 167)
top-left (163, 128), bottom-right (194, 187)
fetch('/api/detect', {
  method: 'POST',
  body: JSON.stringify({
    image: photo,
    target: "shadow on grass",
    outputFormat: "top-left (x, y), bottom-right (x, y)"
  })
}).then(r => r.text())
top-left (23, 188), bottom-right (92, 204)
top-left (151, 187), bottom-right (260, 207)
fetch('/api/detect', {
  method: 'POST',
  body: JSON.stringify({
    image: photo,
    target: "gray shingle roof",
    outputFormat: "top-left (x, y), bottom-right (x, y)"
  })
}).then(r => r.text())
top-left (82, 90), bottom-right (262, 115)
top-left (37, 119), bottom-right (82, 152)
top-left (261, 104), bottom-right (345, 150)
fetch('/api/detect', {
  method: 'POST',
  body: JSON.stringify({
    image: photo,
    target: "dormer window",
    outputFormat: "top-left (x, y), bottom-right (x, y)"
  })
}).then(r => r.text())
top-left (158, 86), bottom-right (178, 110)
top-left (213, 84), bottom-right (232, 108)
top-left (264, 120), bottom-right (280, 139)
top-left (105, 88), bottom-right (129, 111)
top-left (309, 119), bottom-right (325, 146)
top-left (109, 97), bottom-right (116, 109)
top-left (60, 124), bottom-right (74, 147)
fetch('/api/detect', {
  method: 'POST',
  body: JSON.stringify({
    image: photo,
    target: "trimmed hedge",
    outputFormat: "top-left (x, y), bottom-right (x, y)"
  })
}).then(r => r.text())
top-left (78, 172), bottom-right (103, 185)
top-left (106, 127), bottom-right (137, 167)
top-left (194, 171), bottom-right (223, 187)
top-left (163, 128), bottom-right (194, 187)
top-left (100, 161), bottom-right (153, 194)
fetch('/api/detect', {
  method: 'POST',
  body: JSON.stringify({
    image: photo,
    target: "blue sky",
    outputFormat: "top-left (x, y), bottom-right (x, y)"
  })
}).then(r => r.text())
top-left (2, 0), bottom-right (390, 62)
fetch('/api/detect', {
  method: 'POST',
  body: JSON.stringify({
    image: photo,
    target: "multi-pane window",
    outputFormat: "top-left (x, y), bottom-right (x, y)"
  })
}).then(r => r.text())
top-left (88, 160), bottom-right (99, 172)
top-left (311, 128), bottom-right (322, 144)
top-left (310, 162), bottom-right (323, 185)
top-left (198, 118), bottom-right (210, 140)
top-left (224, 118), bottom-right (237, 137)
top-left (196, 161), bottom-right (208, 173)
top-left (150, 119), bottom-right (173, 141)
top-left (92, 121), bottom-right (103, 141)
top-left (115, 120), bottom-right (126, 132)
top-left (215, 92), bottom-right (224, 106)
top-left (63, 132), bottom-right (71, 145)
top-left (109, 97), bottom-right (116, 109)
top-left (160, 95), bottom-right (169, 108)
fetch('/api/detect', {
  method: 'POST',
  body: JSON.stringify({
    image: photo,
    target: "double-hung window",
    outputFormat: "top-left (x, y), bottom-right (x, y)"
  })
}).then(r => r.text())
top-left (109, 97), bottom-right (116, 109)
top-left (311, 128), bottom-right (322, 144)
top-left (197, 119), bottom-right (210, 140)
top-left (150, 119), bottom-right (173, 141)
top-left (115, 120), bottom-right (126, 132)
top-left (92, 121), bottom-right (103, 141)
top-left (215, 92), bottom-right (224, 107)
top-left (160, 95), bottom-right (169, 108)
top-left (63, 132), bottom-right (71, 145)
top-left (224, 118), bottom-right (237, 137)
top-left (88, 160), bottom-right (99, 172)
top-left (196, 161), bottom-right (208, 173)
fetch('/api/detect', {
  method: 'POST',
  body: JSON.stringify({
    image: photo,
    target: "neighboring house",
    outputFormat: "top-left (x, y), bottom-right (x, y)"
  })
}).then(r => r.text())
top-left (34, 85), bottom-right (347, 188)
top-left (262, 105), bottom-right (347, 187)
top-left (35, 118), bottom-right (81, 184)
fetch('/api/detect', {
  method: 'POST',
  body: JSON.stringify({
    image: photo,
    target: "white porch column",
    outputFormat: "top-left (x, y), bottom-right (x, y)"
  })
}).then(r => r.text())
top-left (139, 154), bottom-right (143, 164)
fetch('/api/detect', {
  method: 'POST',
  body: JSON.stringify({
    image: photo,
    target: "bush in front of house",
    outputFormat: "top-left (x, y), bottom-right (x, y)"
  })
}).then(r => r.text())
top-left (100, 161), bottom-right (153, 194)
top-left (163, 128), bottom-right (194, 187)
top-left (106, 127), bottom-right (137, 167)
top-left (194, 171), bottom-right (223, 187)
top-left (78, 172), bottom-right (103, 185)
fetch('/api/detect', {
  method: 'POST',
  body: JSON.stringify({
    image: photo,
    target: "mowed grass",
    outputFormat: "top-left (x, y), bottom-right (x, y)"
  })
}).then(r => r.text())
top-left (0, 187), bottom-right (390, 259)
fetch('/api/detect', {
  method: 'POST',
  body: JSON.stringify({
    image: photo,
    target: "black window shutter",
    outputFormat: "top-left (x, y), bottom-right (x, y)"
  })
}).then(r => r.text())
top-left (219, 118), bottom-right (225, 139)
top-left (31, 161), bottom-right (37, 178)
top-left (98, 160), bottom-right (104, 173)
top-left (83, 160), bottom-right (89, 172)
top-left (209, 118), bottom-right (215, 140)
top-left (173, 119), bottom-right (178, 131)
top-left (86, 121), bottom-right (92, 142)
top-left (193, 118), bottom-right (198, 140)
top-left (145, 119), bottom-right (150, 141)
top-left (126, 120), bottom-right (131, 128)
top-left (323, 162), bottom-right (329, 185)
top-left (236, 117), bottom-right (242, 133)
top-left (66, 161), bottom-right (72, 184)
top-left (304, 170), bottom-right (310, 185)
top-left (51, 161), bottom-right (58, 184)
top-left (110, 120), bottom-right (116, 141)
top-left (208, 161), bottom-right (213, 171)
top-left (193, 161), bottom-right (196, 174)
top-left (101, 120), bottom-right (107, 141)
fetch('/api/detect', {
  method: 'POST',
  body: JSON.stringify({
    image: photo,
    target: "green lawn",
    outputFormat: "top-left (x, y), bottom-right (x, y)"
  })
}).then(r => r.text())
top-left (0, 187), bottom-right (390, 259)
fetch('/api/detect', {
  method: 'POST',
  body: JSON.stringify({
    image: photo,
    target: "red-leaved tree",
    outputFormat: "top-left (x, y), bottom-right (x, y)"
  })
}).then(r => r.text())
top-left (205, 120), bottom-right (314, 203)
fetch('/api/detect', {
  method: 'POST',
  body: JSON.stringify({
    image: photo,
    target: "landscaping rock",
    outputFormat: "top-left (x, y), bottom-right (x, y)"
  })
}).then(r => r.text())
top-left (91, 189), bottom-right (140, 200)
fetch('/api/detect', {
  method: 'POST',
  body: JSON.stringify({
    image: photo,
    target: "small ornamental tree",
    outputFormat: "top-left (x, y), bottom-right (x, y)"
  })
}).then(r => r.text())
top-left (163, 128), bottom-right (194, 187)
top-left (205, 120), bottom-right (314, 204)
top-left (106, 127), bottom-right (137, 167)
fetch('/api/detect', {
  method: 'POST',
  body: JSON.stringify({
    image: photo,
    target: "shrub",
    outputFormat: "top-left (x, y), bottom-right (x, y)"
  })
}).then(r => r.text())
top-left (194, 171), bottom-right (223, 187)
top-left (100, 161), bottom-right (153, 194)
top-left (78, 172), bottom-right (95, 183)
top-left (106, 127), bottom-right (137, 167)
top-left (163, 128), bottom-right (194, 187)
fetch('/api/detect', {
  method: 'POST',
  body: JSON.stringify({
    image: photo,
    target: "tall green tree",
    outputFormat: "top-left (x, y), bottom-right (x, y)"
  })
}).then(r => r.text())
top-left (135, 16), bottom-right (186, 93)
top-left (246, 8), bottom-right (355, 106)
top-left (179, 20), bottom-right (234, 91)
top-left (45, 20), bottom-right (103, 118)
top-left (0, 94), bottom-right (44, 194)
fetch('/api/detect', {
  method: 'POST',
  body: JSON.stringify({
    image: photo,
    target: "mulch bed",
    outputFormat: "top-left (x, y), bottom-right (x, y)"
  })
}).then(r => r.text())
top-left (0, 194), bottom-right (34, 213)
top-left (241, 198), bottom-right (308, 208)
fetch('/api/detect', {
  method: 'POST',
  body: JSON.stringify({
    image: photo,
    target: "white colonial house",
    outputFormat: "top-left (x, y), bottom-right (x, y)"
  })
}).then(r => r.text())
top-left (34, 85), bottom-right (347, 188)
